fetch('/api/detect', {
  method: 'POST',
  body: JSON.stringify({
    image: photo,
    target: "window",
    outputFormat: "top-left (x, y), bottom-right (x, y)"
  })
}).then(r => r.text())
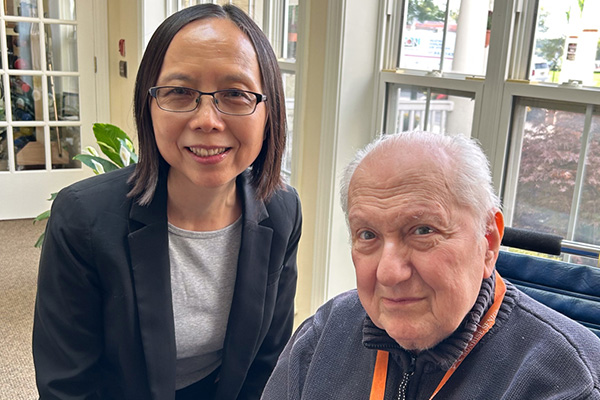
top-left (399, 0), bottom-right (493, 76)
top-left (382, 0), bottom-right (492, 137)
top-left (504, 98), bottom-right (600, 264)
top-left (379, 0), bottom-right (600, 263)
top-left (531, 0), bottom-right (600, 87)
top-left (384, 83), bottom-right (476, 135)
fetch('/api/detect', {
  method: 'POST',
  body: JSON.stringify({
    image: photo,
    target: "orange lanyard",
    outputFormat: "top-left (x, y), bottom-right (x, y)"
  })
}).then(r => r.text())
top-left (369, 271), bottom-right (506, 400)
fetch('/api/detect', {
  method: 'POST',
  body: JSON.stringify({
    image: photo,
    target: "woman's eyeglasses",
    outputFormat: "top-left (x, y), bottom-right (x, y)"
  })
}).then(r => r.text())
top-left (149, 86), bottom-right (267, 116)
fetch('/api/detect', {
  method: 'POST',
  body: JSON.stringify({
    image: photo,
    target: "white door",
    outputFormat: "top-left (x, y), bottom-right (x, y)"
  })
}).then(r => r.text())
top-left (0, 0), bottom-right (99, 219)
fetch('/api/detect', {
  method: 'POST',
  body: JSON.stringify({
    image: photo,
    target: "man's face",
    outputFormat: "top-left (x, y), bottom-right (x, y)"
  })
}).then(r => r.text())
top-left (347, 144), bottom-right (497, 351)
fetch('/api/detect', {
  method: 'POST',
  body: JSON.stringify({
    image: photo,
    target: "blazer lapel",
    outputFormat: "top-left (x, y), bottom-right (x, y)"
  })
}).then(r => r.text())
top-left (128, 171), bottom-right (176, 400)
top-left (216, 173), bottom-right (274, 397)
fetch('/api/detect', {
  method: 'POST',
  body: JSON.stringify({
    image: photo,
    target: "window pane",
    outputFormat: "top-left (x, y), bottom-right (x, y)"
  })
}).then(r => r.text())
top-left (48, 76), bottom-right (79, 121)
top-left (0, 78), bottom-right (5, 120)
top-left (11, 75), bottom-right (42, 122)
top-left (15, 126), bottom-right (46, 170)
top-left (385, 83), bottom-right (475, 135)
top-left (5, 0), bottom-right (38, 17)
top-left (43, 0), bottom-right (76, 20)
top-left (6, 21), bottom-right (42, 70)
top-left (281, 72), bottom-right (295, 180)
top-left (573, 110), bottom-right (600, 248)
top-left (51, 125), bottom-right (80, 169)
top-left (284, 0), bottom-right (299, 61)
top-left (45, 24), bottom-right (78, 72)
top-left (0, 127), bottom-right (7, 171)
top-left (400, 0), bottom-right (492, 75)
top-left (510, 99), bottom-right (585, 238)
top-left (532, 0), bottom-right (600, 86)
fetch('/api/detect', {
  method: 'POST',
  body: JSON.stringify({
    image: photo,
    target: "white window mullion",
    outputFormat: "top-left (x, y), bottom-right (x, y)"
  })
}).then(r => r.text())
top-left (380, 0), bottom-right (401, 69)
top-left (475, 0), bottom-right (518, 188)
top-left (278, 60), bottom-right (296, 73)
top-left (500, 97), bottom-right (526, 226)
top-left (507, 0), bottom-right (537, 80)
top-left (281, 0), bottom-right (290, 59)
top-left (566, 104), bottom-right (594, 242)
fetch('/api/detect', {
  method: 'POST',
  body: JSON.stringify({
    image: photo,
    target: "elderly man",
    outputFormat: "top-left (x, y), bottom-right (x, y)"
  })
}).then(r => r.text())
top-left (262, 131), bottom-right (600, 399)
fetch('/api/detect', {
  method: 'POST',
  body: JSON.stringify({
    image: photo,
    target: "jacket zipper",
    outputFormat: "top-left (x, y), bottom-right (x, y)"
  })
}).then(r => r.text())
top-left (396, 355), bottom-right (416, 400)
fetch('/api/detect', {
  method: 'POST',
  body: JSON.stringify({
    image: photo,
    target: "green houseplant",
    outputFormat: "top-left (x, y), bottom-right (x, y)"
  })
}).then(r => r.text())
top-left (34, 123), bottom-right (137, 247)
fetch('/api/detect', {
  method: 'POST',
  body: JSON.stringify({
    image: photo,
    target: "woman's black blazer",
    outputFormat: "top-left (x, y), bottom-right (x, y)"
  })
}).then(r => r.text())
top-left (33, 165), bottom-right (302, 400)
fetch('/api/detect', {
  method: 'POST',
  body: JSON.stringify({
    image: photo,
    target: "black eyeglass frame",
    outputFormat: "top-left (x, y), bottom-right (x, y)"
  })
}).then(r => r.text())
top-left (148, 86), bottom-right (268, 116)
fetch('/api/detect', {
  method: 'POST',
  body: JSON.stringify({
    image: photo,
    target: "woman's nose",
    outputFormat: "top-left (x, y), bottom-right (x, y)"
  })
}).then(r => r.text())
top-left (189, 96), bottom-right (225, 132)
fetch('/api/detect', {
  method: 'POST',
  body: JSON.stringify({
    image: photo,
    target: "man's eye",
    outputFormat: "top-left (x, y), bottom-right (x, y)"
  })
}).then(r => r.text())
top-left (414, 226), bottom-right (434, 235)
top-left (358, 230), bottom-right (376, 240)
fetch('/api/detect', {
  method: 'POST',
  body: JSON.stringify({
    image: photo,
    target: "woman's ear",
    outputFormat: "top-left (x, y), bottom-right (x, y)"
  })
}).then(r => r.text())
top-left (483, 211), bottom-right (504, 278)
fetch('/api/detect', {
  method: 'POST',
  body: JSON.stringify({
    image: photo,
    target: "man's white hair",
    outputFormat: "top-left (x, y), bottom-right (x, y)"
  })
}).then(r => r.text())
top-left (339, 131), bottom-right (501, 234)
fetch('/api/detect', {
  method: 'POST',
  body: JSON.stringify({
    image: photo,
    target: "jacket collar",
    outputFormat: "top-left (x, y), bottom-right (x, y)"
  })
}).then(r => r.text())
top-left (127, 166), bottom-right (175, 399)
top-left (215, 171), bottom-right (274, 397)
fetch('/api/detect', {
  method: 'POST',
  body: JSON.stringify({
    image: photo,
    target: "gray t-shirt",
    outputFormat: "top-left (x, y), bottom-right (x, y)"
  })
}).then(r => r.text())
top-left (168, 217), bottom-right (242, 390)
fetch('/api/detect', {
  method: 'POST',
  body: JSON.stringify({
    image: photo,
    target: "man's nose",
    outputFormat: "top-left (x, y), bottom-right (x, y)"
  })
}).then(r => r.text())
top-left (376, 241), bottom-right (412, 286)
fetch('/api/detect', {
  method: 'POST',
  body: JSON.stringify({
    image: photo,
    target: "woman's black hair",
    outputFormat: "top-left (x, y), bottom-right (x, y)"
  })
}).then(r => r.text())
top-left (129, 4), bottom-right (286, 205)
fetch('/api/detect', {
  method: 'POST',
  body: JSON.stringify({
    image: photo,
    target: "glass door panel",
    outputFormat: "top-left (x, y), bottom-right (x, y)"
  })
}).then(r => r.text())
top-left (0, 0), bottom-right (96, 219)
top-left (5, 0), bottom-right (39, 17)
top-left (48, 76), bottom-right (79, 121)
top-left (43, 0), bottom-right (76, 20)
top-left (45, 23), bottom-right (78, 71)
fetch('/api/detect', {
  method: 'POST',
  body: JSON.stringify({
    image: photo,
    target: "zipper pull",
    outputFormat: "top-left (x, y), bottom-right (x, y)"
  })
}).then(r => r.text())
top-left (397, 356), bottom-right (416, 400)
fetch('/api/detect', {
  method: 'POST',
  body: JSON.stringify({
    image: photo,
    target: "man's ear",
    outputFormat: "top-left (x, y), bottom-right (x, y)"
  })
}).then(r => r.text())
top-left (483, 211), bottom-right (504, 278)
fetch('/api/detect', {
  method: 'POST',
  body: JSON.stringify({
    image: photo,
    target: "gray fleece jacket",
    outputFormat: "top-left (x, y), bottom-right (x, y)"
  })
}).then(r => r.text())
top-left (262, 275), bottom-right (600, 399)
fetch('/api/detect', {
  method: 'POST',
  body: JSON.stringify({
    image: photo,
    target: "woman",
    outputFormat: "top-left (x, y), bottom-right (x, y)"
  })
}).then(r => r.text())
top-left (33, 4), bottom-right (301, 400)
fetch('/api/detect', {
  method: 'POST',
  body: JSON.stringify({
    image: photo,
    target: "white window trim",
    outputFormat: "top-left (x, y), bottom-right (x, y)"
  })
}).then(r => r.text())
top-left (284, 0), bottom-right (307, 189)
top-left (93, 0), bottom-right (110, 123)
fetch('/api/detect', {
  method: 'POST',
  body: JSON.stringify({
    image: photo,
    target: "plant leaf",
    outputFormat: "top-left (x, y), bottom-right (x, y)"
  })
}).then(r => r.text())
top-left (34, 209), bottom-right (51, 223)
top-left (73, 154), bottom-right (119, 173)
top-left (91, 159), bottom-right (106, 174)
top-left (83, 146), bottom-right (100, 157)
top-left (93, 123), bottom-right (136, 167)
top-left (35, 232), bottom-right (45, 248)
top-left (119, 142), bottom-right (131, 167)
